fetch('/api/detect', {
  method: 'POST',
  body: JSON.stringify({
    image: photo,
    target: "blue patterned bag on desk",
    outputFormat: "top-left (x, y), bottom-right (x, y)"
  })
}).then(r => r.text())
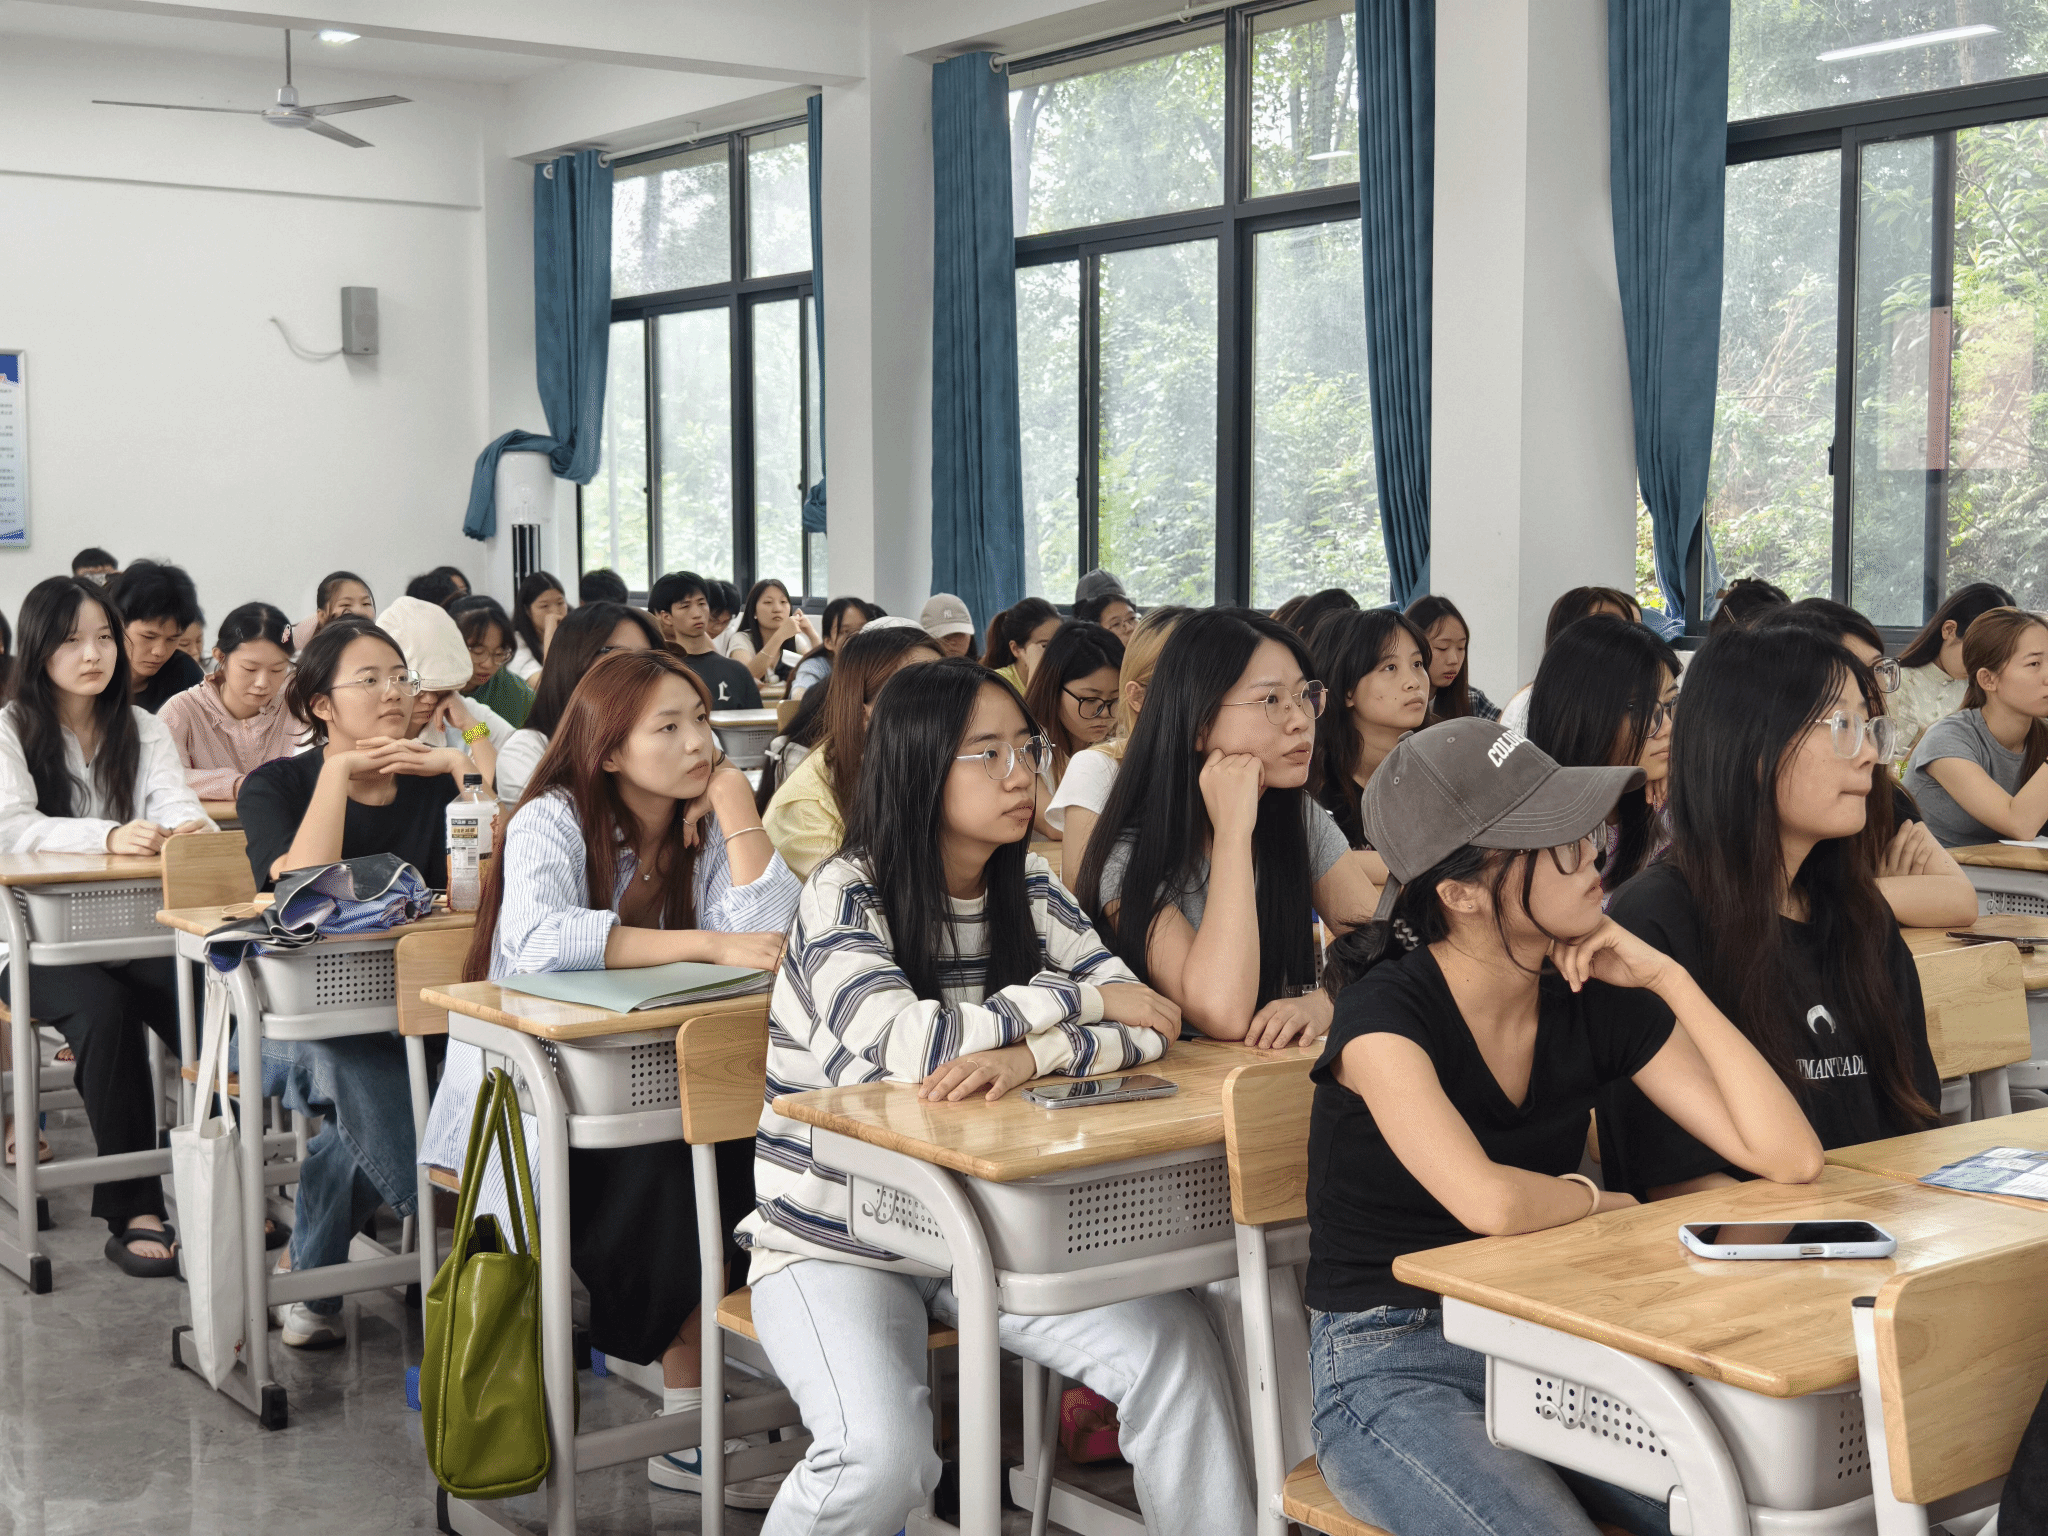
top-left (201, 854), bottom-right (433, 972)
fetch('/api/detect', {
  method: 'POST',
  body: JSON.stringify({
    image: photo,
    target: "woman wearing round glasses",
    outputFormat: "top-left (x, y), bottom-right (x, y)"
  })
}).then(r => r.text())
top-left (1076, 608), bottom-right (1382, 1049)
top-left (1595, 624), bottom-right (1941, 1202)
top-left (449, 594), bottom-right (534, 729)
top-left (1021, 620), bottom-right (1124, 838)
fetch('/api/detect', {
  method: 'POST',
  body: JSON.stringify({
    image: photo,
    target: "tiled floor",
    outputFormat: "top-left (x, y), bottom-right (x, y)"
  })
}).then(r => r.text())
top-left (0, 1109), bottom-right (1130, 1535)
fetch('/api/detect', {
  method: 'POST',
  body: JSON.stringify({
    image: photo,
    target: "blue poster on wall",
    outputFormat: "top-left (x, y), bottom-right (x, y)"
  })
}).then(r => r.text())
top-left (0, 350), bottom-right (26, 546)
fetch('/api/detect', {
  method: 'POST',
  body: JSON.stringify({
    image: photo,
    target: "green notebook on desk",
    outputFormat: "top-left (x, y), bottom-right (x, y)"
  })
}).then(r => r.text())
top-left (499, 962), bottom-right (770, 1013)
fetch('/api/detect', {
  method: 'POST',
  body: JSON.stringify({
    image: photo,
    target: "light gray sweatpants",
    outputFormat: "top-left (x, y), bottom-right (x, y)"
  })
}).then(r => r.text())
top-left (749, 1259), bottom-right (1257, 1536)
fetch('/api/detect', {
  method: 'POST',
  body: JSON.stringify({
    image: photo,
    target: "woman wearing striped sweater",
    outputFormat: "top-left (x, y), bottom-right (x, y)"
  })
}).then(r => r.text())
top-left (736, 657), bottom-right (1254, 1536)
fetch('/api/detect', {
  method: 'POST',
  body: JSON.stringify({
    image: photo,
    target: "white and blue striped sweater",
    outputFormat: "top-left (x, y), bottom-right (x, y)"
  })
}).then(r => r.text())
top-left (737, 851), bottom-right (1161, 1280)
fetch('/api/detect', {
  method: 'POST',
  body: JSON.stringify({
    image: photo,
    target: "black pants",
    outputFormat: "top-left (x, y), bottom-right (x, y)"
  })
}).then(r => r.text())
top-left (566, 1135), bottom-right (755, 1366)
top-left (4, 958), bottom-right (180, 1233)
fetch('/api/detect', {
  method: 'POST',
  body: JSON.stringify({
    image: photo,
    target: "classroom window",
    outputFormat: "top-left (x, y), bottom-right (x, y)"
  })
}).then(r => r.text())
top-left (583, 120), bottom-right (821, 597)
top-left (1011, 0), bottom-right (1372, 608)
top-left (1713, 26), bottom-right (2048, 632)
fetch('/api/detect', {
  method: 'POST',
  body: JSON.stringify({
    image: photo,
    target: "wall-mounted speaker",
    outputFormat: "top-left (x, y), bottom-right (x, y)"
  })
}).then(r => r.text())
top-left (340, 287), bottom-right (379, 355)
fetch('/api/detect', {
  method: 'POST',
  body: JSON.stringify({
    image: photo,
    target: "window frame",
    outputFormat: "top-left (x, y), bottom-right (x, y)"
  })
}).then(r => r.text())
top-left (1010, 0), bottom-right (1364, 608)
top-left (1718, 74), bottom-right (2048, 639)
top-left (579, 117), bottom-right (819, 599)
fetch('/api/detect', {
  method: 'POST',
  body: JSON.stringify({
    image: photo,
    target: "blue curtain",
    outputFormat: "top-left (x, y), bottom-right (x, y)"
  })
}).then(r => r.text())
top-left (930, 52), bottom-right (1026, 631)
top-left (1609, 0), bottom-right (1730, 619)
top-left (463, 148), bottom-right (613, 541)
top-left (803, 94), bottom-right (828, 535)
top-left (1356, 0), bottom-right (1435, 607)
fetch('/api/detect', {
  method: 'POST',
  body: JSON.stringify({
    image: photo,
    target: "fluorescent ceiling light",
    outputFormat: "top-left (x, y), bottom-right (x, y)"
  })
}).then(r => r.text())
top-left (316, 28), bottom-right (360, 44)
top-left (1306, 149), bottom-right (1357, 160)
top-left (1818, 23), bottom-right (1997, 61)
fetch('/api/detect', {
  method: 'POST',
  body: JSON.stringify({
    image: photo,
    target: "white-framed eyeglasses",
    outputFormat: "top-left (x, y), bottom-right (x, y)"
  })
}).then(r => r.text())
top-left (332, 669), bottom-right (423, 699)
top-left (1825, 710), bottom-right (1900, 763)
top-left (956, 736), bottom-right (1054, 781)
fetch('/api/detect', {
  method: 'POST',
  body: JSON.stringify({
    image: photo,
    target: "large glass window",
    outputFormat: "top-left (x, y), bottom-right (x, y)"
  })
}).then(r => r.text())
top-left (1011, 1), bottom-right (1373, 607)
top-left (584, 120), bottom-right (821, 596)
top-left (1712, 23), bottom-right (2048, 630)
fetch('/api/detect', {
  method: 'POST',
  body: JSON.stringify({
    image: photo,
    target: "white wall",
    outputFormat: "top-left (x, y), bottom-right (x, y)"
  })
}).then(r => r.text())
top-left (0, 33), bottom-right (501, 627)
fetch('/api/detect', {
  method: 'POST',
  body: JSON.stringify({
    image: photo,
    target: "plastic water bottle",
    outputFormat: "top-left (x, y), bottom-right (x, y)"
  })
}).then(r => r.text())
top-left (445, 774), bottom-right (493, 913)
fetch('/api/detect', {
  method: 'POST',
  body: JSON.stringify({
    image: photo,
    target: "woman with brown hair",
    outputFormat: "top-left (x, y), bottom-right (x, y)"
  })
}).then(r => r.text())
top-left (1906, 606), bottom-right (2048, 848)
top-left (493, 601), bottom-right (662, 807)
top-left (762, 623), bottom-right (944, 877)
top-left (419, 648), bottom-right (797, 1505)
top-left (1893, 581), bottom-right (2019, 753)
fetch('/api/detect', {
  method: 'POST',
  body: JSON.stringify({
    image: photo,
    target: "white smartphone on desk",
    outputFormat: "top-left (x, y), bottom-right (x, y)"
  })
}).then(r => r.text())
top-left (1022, 1074), bottom-right (1178, 1110)
top-left (1678, 1220), bottom-right (1897, 1261)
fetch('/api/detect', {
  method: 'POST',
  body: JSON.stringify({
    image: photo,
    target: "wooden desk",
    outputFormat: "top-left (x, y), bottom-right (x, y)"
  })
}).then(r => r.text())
top-left (0, 851), bottom-right (162, 885)
top-left (1902, 916), bottom-right (2048, 990)
top-left (423, 977), bottom-right (762, 1042)
top-left (1826, 1107), bottom-right (2048, 1212)
top-left (775, 1037), bottom-right (1316, 1184)
top-left (201, 799), bottom-right (239, 827)
top-left (1952, 842), bottom-right (2048, 872)
top-left (155, 899), bottom-right (469, 940)
top-left (1392, 1165), bottom-right (2048, 1398)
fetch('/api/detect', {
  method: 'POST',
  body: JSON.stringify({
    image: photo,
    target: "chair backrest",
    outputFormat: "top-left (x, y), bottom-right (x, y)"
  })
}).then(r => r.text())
top-left (1873, 1233), bottom-right (2048, 1504)
top-left (1221, 1057), bottom-right (1316, 1226)
top-left (776, 697), bottom-right (801, 733)
top-left (396, 928), bottom-right (475, 1037)
top-left (676, 996), bottom-right (773, 1145)
top-left (161, 829), bottom-right (256, 910)
top-left (1915, 941), bottom-right (2032, 1079)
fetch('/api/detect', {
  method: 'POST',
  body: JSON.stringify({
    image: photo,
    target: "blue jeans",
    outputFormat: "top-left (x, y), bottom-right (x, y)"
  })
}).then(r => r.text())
top-left (257, 1034), bottom-right (418, 1316)
top-left (1309, 1307), bottom-right (1672, 1536)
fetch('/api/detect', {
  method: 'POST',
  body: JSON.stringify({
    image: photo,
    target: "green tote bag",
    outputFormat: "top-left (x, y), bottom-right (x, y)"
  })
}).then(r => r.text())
top-left (420, 1068), bottom-right (550, 1499)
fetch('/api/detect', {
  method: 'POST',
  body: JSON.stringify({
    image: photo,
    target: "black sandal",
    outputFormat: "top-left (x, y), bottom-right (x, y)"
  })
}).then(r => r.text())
top-left (105, 1222), bottom-right (179, 1278)
top-left (265, 1219), bottom-right (291, 1251)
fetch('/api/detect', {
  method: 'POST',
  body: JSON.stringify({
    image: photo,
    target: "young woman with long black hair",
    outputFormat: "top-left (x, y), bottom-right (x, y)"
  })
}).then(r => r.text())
top-left (985, 596), bottom-right (1061, 694)
top-left (1308, 608), bottom-right (1433, 871)
top-left (1598, 626), bottom-right (1941, 1199)
top-left (494, 602), bottom-right (663, 806)
top-left (762, 623), bottom-right (943, 877)
top-left (1892, 581), bottom-right (2016, 753)
top-left (1077, 608), bottom-right (1380, 1048)
top-left (1305, 720), bottom-right (1819, 1535)
top-left (0, 577), bottom-right (212, 1273)
top-left (509, 570), bottom-right (570, 684)
top-left (739, 658), bottom-right (1246, 1534)
top-left (1405, 594), bottom-right (1499, 720)
top-left (420, 649), bottom-right (797, 1503)
top-left (732, 578), bottom-right (820, 685)
top-left (1496, 585), bottom-right (1642, 734)
top-left (1763, 602), bottom-right (1977, 928)
top-left (1905, 606), bottom-right (2048, 849)
top-left (1523, 615), bottom-right (1680, 894)
top-left (159, 602), bottom-right (299, 800)
top-left (789, 595), bottom-right (875, 694)
top-left (1022, 621), bottom-right (1124, 836)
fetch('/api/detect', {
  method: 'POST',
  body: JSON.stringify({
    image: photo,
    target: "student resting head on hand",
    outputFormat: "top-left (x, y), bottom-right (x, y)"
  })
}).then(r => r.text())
top-left (737, 657), bottom-right (1246, 1534)
top-left (1305, 719), bottom-right (1820, 1536)
top-left (510, 569), bottom-right (568, 684)
top-left (788, 595), bottom-right (877, 694)
top-left (1597, 625), bottom-right (1941, 1201)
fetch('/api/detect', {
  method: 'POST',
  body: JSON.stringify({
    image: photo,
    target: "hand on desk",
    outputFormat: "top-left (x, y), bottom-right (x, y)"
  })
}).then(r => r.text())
top-left (1243, 986), bottom-right (1333, 1049)
top-left (704, 930), bottom-right (787, 973)
top-left (105, 820), bottom-right (168, 855)
top-left (919, 1042), bottom-right (1038, 1103)
top-left (1097, 981), bottom-right (1182, 1038)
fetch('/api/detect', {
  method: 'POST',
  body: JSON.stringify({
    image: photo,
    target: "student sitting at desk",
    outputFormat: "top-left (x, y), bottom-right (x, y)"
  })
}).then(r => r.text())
top-left (0, 576), bottom-right (213, 1276)
top-left (737, 658), bottom-right (1247, 1535)
top-left (1904, 606), bottom-right (2048, 850)
top-left (787, 594), bottom-right (874, 695)
top-left (508, 568), bottom-right (568, 685)
top-left (761, 622), bottom-right (942, 878)
top-left (111, 559), bottom-right (206, 715)
top-left (1599, 627), bottom-right (1941, 1200)
top-left (236, 619), bottom-right (485, 1347)
top-left (651, 570), bottom-right (763, 710)
top-left (1307, 607), bottom-right (1434, 879)
top-left (1306, 720), bottom-right (1822, 1536)
top-left (493, 601), bottom-right (662, 807)
top-left (1021, 620), bottom-right (1124, 839)
top-left (1076, 609), bottom-right (1380, 1048)
top-left (158, 602), bottom-right (300, 801)
top-left (377, 598), bottom-right (509, 795)
top-left (449, 594), bottom-right (534, 729)
top-left (418, 648), bottom-right (797, 1503)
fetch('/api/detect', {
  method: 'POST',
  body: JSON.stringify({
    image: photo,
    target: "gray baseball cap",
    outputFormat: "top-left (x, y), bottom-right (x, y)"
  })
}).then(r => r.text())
top-left (1364, 720), bottom-right (1644, 914)
top-left (920, 593), bottom-right (976, 639)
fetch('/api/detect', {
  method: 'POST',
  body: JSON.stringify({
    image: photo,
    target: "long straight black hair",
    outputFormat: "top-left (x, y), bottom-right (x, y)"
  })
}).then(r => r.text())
top-left (1896, 580), bottom-right (2015, 669)
top-left (1665, 627), bottom-right (1935, 1131)
top-left (526, 602), bottom-right (663, 739)
top-left (1525, 616), bottom-right (1680, 891)
top-left (512, 569), bottom-right (566, 663)
top-left (1022, 620), bottom-right (1125, 769)
top-left (14, 577), bottom-right (141, 820)
top-left (1076, 607), bottom-right (1320, 1010)
top-left (1403, 594), bottom-right (1481, 719)
top-left (1308, 606), bottom-right (1432, 847)
top-left (840, 658), bottom-right (1042, 1002)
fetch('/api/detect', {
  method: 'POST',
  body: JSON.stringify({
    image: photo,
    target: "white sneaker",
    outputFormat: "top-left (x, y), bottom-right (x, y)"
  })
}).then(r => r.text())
top-left (648, 1441), bottom-right (785, 1508)
top-left (273, 1302), bottom-right (345, 1349)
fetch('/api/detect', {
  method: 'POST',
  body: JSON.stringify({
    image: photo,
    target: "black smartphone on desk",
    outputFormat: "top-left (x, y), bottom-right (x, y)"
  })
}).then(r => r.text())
top-left (1022, 1074), bottom-right (1178, 1110)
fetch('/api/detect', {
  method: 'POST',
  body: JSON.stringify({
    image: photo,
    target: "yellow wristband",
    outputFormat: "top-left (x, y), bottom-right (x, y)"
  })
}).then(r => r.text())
top-left (460, 722), bottom-right (490, 746)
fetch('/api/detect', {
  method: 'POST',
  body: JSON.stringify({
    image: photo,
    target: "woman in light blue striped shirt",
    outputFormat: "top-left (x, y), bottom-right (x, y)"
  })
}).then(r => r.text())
top-left (418, 648), bottom-right (797, 1506)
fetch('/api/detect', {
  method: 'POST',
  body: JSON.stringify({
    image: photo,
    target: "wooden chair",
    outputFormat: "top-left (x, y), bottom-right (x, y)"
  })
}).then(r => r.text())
top-left (160, 830), bottom-right (256, 1124)
top-left (677, 1000), bottom-right (954, 1534)
top-left (1916, 942), bottom-right (2033, 1121)
top-left (397, 927), bottom-right (474, 1295)
top-left (775, 697), bottom-right (802, 733)
top-left (1853, 1232), bottom-right (2048, 1532)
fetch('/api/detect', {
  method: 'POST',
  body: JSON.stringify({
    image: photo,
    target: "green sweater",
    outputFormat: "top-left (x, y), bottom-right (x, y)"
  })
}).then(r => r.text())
top-left (465, 667), bottom-right (534, 729)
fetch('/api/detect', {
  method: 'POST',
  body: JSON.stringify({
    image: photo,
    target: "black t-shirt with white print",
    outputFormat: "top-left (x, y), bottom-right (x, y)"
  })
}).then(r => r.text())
top-left (1595, 861), bottom-right (1939, 1197)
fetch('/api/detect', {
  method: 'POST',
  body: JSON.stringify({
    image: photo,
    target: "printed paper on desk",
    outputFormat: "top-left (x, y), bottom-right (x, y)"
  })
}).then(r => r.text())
top-left (498, 961), bottom-right (769, 1013)
top-left (1922, 1145), bottom-right (2048, 1200)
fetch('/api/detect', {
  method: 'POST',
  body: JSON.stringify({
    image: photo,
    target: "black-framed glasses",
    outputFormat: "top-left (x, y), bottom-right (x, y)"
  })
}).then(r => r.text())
top-left (1547, 836), bottom-right (1593, 876)
top-left (1646, 697), bottom-right (1677, 736)
top-left (467, 645), bottom-right (515, 665)
top-left (955, 736), bottom-right (1055, 781)
top-left (1062, 688), bottom-right (1117, 721)
top-left (1221, 680), bottom-right (1328, 727)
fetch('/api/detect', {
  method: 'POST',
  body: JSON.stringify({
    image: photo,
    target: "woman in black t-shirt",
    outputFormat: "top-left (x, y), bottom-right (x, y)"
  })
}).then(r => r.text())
top-left (1599, 626), bottom-right (1942, 1200)
top-left (1305, 721), bottom-right (1820, 1536)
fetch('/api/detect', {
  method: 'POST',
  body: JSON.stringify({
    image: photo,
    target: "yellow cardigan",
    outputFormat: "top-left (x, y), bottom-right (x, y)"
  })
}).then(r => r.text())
top-left (761, 748), bottom-right (844, 880)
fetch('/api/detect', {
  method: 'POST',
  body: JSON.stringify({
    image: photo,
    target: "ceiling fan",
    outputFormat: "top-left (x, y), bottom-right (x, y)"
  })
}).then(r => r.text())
top-left (93, 29), bottom-right (409, 148)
